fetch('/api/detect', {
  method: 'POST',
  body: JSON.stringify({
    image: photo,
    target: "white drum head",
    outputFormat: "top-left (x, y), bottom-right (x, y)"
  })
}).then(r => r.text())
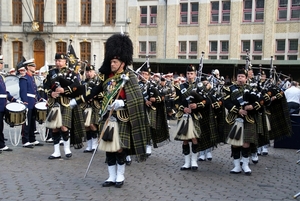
top-left (6, 102), bottom-right (26, 112)
top-left (35, 102), bottom-right (47, 110)
top-left (5, 75), bottom-right (20, 100)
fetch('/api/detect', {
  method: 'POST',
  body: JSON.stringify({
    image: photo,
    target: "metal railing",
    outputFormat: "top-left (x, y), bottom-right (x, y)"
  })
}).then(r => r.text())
top-left (23, 21), bottom-right (54, 34)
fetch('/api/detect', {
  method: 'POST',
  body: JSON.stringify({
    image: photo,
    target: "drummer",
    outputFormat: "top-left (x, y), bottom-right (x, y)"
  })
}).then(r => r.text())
top-left (18, 66), bottom-right (26, 77)
top-left (0, 55), bottom-right (21, 152)
top-left (19, 58), bottom-right (44, 148)
top-left (8, 68), bottom-right (16, 76)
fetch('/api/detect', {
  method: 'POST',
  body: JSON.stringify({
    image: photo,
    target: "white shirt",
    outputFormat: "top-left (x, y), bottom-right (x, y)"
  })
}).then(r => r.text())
top-left (284, 86), bottom-right (300, 104)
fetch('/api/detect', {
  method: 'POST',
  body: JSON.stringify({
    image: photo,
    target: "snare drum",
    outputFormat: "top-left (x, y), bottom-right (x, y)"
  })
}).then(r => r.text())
top-left (35, 102), bottom-right (47, 124)
top-left (5, 102), bottom-right (26, 127)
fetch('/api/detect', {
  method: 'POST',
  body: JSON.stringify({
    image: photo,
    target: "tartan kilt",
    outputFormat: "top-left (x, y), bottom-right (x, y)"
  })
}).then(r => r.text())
top-left (257, 112), bottom-right (270, 147)
top-left (151, 103), bottom-right (170, 146)
top-left (196, 109), bottom-right (219, 152)
top-left (59, 104), bottom-right (72, 129)
top-left (70, 105), bottom-right (85, 148)
top-left (268, 98), bottom-right (292, 140)
top-left (90, 105), bottom-right (100, 126)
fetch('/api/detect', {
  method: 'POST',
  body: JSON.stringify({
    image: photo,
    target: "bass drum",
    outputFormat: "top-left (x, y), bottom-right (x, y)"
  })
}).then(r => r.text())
top-left (5, 75), bottom-right (20, 100)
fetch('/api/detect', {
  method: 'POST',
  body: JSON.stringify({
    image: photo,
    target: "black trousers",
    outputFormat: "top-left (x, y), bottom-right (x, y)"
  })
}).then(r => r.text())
top-left (288, 102), bottom-right (300, 114)
top-left (0, 111), bottom-right (6, 148)
top-left (21, 109), bottom-right (37, 144)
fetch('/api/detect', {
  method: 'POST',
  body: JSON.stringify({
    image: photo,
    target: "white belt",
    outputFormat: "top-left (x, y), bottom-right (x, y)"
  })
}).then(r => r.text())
top-left (27, 93), bottom-right (36, 98)
top-left (0, 94), bottom-right (7, 98)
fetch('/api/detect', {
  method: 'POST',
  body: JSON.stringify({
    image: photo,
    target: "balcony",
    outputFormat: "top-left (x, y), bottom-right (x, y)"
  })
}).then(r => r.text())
top-left (23, 21), bottom-right (54, 35)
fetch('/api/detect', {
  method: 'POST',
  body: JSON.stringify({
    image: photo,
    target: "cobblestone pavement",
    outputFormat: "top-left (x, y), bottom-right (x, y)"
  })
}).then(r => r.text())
top-left (0, 121), bottom-right (299, 201)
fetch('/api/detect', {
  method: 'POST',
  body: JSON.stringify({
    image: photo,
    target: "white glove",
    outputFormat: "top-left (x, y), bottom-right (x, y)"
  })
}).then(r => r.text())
top-left (69, 99), bottom-right (77, 109)
top-left (41, 98), bottom-right (47, 102)
top-left (16, 99), bottom-right (23, 104)
top-left (111, 100), bottom-right (124, 110)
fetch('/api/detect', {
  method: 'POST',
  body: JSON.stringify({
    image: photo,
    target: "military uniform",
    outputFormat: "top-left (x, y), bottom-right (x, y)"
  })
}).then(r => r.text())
top-left (44, 53), bottom-right (84, 159)
top-left (0, 55), bottom-right (18, 151)
top-left (19, 59), bottom-right (43, 148)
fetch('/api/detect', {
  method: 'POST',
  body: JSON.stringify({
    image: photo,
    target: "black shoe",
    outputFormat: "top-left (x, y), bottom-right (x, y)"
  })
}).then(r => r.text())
top-left (83, 149), bottom-right (94, 153)
top-left (102, 181), bottom-right (116, 187)
top-left (191, 166), bottom-right (198, 171)
top-left (66, 153), bottom-right (72, 158)
top-left (0, 146), bottom-right (13, 151)
top-left (48, 155), bottom-right (61, 160)
top-left (23, 142), bottom-right (34, 148)
top-left (125, 160), bottom-right (132, 166)
top-left (115, 181), bottom-right (124, 188)
top-left (180, 167), bottom-right (191, 170)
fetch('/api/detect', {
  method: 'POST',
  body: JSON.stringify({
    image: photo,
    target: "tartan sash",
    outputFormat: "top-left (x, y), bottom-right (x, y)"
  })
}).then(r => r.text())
top-left (99, 75), bottom-right (124, 119)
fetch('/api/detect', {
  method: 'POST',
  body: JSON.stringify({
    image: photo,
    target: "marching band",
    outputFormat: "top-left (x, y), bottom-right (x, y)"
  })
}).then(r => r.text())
top-left (0, 37), bottom-right (297, 188)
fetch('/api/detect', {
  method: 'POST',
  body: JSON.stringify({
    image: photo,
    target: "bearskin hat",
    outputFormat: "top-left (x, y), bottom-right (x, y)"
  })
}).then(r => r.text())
top-left (99, 34), bottom-right (133, 74)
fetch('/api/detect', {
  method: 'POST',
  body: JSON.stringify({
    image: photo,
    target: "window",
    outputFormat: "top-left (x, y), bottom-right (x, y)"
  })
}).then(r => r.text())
top-left (278, 0), bottom-right (300, 21)
top-left (222, 1), bottom-right (231, 22)
top-left (139, 42), bottom-right (146, 53)
top-left (242, 40), bottom-right (250, 52)
top-left (140, 6), bottom-right (147, 25)
top-left (276, 39), bottom-right (285, 52)
top-left (56, 42), bottom-right (67, 53)
top-left (180, 3), bottom-right (188, 24)
top-left (210, 41), bottom-right (218, 52)
top-left (13, 41), bottom-right (23, 68)
top-left (243, 0), bottom-right (252, 21)
top-left (221, 41), bottom-right (229, 52)
top-left (220, 56), bottom-right (228, 59)
top-left (80, 42), bottom-right (91, 63)
top-left (191, 3), bottom-right (199, 24)
top-left (57, 0), bottom-right (67, 25)
top-left (211, 1), bottom-right (230, 24)
top-left (189, 41), bottom-right (197, 53)
top-left (278, 0), bottom-right (288, 20)
top-left (105, 0), bottom-right (116, 25)
top-left (178, 56), bottom-right (186, 59)
top-left (211, 2), bottom-right (219, 23)
top-left (149, 42), bottom-right (156, 53)
top-left (289, 39), bottom-right (298, 52)
top-left (288, 55), bottom-right (297, 60)
top-left (140, 6), bottom-right (157, 25)
top-left (243, 0), bottom-right (265, 22)
top-left (252, 55), bottom-right (262, 60)
top-left (255, 0), bottom-right (264, 21)
top-left (13, 0), bottom-right (22, 25)
top-left (34, 0), bottom-right (44, 31)
top-left (275, 55), bottom-right (285, 60)
top-left (150, 6), bottom-right (157, 25)
top-left (179, 41), bottom-right (187, 53)
top-left (209, 56), bottom-right (217, 60)
top-left (253, 40), bottom-right (262, 52)
top-left (291, 0), bottom-right (300, 20)
top-left (81, 0), bottom-right (91, 25)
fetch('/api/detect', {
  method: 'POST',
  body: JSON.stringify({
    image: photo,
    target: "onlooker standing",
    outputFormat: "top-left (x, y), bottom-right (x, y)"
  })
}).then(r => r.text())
top-left (284, 81), bottom-right (300, 114)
